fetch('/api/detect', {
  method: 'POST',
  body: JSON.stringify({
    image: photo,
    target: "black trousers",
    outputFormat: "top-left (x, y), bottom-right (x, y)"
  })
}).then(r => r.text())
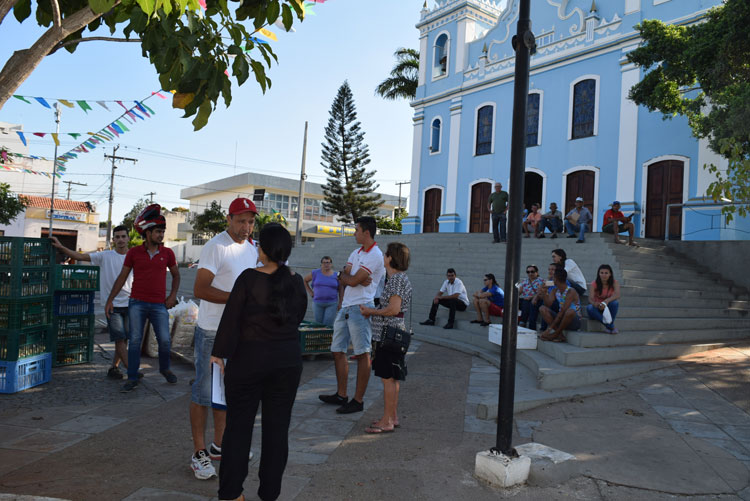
top-left (218, 363), bottom-right (303, 501)
top-left (429, 298), bottom-right (467, 323)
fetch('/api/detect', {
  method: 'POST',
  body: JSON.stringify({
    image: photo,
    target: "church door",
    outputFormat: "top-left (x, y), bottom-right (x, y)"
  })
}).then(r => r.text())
top-left (646, 160), bottom-right (684, 240)
top-left (423, 188), bottom-right (441, 233)
top-left (469, 182), bottom-right (491, 233)
top-left (524, 172), bottom-right (544, 212)
top-left (565, 170), bottom-right (595, 216)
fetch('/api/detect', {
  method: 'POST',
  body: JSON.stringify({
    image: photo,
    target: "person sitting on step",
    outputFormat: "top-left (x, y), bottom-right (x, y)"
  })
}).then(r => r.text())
top-left (470, 274), bottom-right (504, 327)
top-left (552, 248), bottom-right (587, 297)
top-left (522, 204), bottom-right (543, 238)
top-left (419, 268), bottom-right (470, 329)
top-left (602, 201), bottom-right (638, 247)
top-left (586, 264), bottom-right (621, 334)
top-left (538, 268), bottom-right (582, 342)
top-left (533, 263), bottom-right (565, 332)
top-left (539, 202), bottom-right (563, 238)
top-left (564, 197), bottom-right (593, 243)
top-left (519, 265), bottom-right (544, 329)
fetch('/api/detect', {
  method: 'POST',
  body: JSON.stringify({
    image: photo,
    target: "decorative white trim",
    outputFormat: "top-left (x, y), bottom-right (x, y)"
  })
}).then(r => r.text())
top-left (640, 155), bottom-right (690, 239)
top-left (429, 116), bottom-right (443, 155)
top-left (625, 0), bottom-right (641, 14)
top-left (421, 184), bottom-right (446, 231)
top-left (408, 111), bottom-right (424, 216)
top-left (561, 165), bottom-right (600, 230)
top-left (615, 62), bottom-right (640, 202)
top-left (473, 101), bottom-right (496, 156)
top-left (432, 31), bottom-right (451, 81)
top-left (528, 89), bottom-right (544, 146)
top-left (567, 74), bottom-right (600, 140)
top-left (418, 34), bottom-right (428, 87)
top-left (524, 167), bottom-right (547, 210)
top-left (465, 178), bottom-right (495, 233)
top-left (446, 99), bottom-right (463, 213)
top-left (654, 0), bottom-right (671, 5)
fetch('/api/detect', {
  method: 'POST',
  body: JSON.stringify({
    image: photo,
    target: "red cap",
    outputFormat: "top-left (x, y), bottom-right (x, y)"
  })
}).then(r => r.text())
top-left (228, 197), bottom-right (257, 215)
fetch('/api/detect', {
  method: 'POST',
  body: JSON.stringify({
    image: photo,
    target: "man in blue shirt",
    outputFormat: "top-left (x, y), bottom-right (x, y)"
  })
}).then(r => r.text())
top-left (565, 197), bottom-right (593, 243)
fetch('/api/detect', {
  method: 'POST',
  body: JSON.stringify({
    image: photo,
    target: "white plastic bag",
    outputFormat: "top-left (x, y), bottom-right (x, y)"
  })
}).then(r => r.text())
top-left (602, 304), bottom-right (612, 325)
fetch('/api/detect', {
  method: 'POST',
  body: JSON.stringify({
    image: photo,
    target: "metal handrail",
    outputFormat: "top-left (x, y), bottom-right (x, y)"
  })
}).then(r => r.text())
top-left (664, 200), bottom-right (750, 240)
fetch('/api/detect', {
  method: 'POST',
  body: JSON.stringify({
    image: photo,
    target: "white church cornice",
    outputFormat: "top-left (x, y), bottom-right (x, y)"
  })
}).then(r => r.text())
top-left (417, 0), bottom-right (503, 32)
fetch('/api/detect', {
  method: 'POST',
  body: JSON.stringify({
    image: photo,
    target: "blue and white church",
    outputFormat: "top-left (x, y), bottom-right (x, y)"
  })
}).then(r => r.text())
top-left (402, 0), bottom-right (748, 241)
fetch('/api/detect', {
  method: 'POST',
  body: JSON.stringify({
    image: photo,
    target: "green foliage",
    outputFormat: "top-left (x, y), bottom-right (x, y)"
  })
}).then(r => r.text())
top-left (128, 228), bottom-right (143, 248)
top-left (375, 48), bottom-right (419, 101)
top-left (376, 207), bottom-right (406, 232)
top-left (191, 200), bottom-right (227, 237)
top-left (253, 210), bottom-right (287, 239)
top-left (321, 82), bottom-right (382, 224)
top-left (0, 183), bottom-right (28, 226)
top-left (627, 0), bottom-right (750, 215)
top-left (8, 0), bottom-right (306, 130)
top-left (170, 206), bottom-right (189, 212)
top-left (121, 198), bottom-right (148, 230)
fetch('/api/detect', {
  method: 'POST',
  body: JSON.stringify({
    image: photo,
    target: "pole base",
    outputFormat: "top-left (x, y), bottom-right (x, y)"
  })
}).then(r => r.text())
top-left (475, 449), bottom-right (530, 488)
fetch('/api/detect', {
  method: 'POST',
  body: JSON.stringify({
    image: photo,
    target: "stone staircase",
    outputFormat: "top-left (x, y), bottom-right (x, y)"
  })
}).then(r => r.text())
top-left (290, 232), bottom-right (750, 394)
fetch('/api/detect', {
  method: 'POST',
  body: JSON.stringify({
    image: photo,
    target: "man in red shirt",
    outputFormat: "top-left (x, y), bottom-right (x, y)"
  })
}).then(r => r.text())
top-left (106, 204), bottom-right (181, 392)
top-left (602, 201), bottom-right (637, 246)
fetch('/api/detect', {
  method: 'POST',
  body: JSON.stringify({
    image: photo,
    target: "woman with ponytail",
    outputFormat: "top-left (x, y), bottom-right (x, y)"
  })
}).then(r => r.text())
top-left (211, 223), bottom-right (307, 501)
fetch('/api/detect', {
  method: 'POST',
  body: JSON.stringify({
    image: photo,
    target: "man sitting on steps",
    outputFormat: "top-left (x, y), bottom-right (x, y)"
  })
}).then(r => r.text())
top-left (420, 268), bottom-right (470, 329)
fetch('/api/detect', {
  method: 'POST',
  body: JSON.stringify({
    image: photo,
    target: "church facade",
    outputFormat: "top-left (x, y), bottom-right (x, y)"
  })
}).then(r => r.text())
top-left (402, 0), bottom-right (748, 241)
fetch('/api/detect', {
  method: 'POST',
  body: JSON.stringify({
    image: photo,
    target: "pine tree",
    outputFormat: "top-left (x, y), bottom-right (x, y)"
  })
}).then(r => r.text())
top-left (321, 82), bottom-right (382, 223)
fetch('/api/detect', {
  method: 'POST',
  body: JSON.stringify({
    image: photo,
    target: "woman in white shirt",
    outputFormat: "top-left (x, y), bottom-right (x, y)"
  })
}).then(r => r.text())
top-left (552, 249), bottom-right (587, 296)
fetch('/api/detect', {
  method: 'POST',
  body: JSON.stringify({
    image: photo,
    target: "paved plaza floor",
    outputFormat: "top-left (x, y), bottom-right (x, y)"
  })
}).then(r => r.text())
top-left (0, 333), bottom-right (749, 500)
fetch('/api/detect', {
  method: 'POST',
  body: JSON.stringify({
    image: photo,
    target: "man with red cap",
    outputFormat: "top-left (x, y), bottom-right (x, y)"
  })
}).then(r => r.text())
top-left (189, 197), bottom-right (259, 480)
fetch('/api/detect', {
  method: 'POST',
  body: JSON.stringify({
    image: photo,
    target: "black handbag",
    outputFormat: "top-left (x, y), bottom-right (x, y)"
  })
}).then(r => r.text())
top-left (380, 325), bottom-right (412, 354)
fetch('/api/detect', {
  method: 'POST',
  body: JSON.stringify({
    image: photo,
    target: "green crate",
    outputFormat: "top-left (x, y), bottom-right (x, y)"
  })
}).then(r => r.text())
top-left (53, 314), bottom-right (95, 342)
top-left (0, 297), bottom-right (53, 330)
top-left (0, 237), bottom-right (54, 267)
top-left (53, 265), bottom-right (100, 291)
top-left (54, 338), bottom-right (94, 367)
top-left (0, 266), bottom-right (52, 299)
top-left (0, 326), bottom-right (52, 361)
top-left (299, 321), bottom-right (333, 354)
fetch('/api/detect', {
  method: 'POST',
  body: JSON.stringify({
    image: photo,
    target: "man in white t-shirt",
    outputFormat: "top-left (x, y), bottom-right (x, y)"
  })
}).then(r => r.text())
top-left (319, 216), bottom-right (385, 415)
top-left (189, 197), bottom-right (258, 480)
top-left (420, 268), bottom-right (470, 329)
top-left (50, 226), bottom-right (133, 379)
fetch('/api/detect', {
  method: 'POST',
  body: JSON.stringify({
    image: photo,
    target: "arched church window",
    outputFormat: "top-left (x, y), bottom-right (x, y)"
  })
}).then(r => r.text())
top-left (433, 34), bottom-right (449, 78)
top-left (572, 79), bottom-right (596, 139)
top-left (476, 105), bottom-right (494, 155)
top-left (430, 118), bottom-right (441, 153)
top-left (527, 93), bottom-right (541, 147)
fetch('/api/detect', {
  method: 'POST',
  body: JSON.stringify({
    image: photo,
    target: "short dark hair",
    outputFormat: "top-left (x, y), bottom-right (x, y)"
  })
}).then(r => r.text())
top-left (112, 225), bottom-right (128, 236)
top-left (554, 268), bottom-right (568, 283)
top-left (320, 256), bottom-right (332, 264)
top-left (355, 216), bottom-right (377, 239)
top-left (386, 242), bottom-right (410, 272)
top-left (446, 268), bottom-right (456, 275)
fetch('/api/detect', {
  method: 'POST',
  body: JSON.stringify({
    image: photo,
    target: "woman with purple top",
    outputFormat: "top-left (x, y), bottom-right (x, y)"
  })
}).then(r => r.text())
top-left (303, 256), bottom-right (340, 327)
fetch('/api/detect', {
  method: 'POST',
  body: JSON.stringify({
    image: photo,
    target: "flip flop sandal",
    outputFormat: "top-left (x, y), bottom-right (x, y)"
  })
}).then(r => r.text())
top-left (365, 425), bottom-right (395, 434)
top-left (372, 420), bottom-right (400, 428)
top-left (551, 332), bottom-right (567, 342)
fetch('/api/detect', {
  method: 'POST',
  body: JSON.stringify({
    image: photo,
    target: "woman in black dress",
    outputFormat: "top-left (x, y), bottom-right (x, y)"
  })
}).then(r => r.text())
top-left (210, 223), bottom-right (307, 501)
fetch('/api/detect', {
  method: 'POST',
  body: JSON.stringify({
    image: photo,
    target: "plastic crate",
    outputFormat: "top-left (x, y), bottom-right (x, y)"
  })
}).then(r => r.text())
top-left (54, 292), bottom-right (95, 316)
top-left (0, 237), bottom-right (54, 267)
top-left (53, 314), bottom-right (95, 342)
top-left (52, 265), bottom-right (100, 292)
top-left (0, 266), bottom-right (52, 299)
top-left (0, 296), bottom-right (53, 330)
top-left (54, 338), bottom-right (94, 367)
top-left (0, 352), bottom-right (52, 394)
top-left (299, 321), bottom-right (333, 354)
top-left (0, 326), bottom-right (52, 361)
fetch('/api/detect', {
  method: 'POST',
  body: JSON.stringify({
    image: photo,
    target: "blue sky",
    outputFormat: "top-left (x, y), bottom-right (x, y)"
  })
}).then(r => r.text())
top-left (0, 1), bottom-right (420, 224)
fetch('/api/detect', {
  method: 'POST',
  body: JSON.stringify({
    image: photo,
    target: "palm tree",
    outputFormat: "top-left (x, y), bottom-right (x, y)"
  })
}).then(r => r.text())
top-left (375, 48), bottom-right (419, 101)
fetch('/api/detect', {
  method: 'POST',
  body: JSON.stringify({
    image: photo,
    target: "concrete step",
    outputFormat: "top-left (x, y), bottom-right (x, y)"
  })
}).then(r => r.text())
top-left (618, 286), bottom-right (736, 300)
top-left (537, 338), bottom-right (731, 367)
top-left (620, 277), bottom-right (731, 291)
top-left (584, 316), bottom-right (749, 331)
top-left (566, 328), bottom-right (750, 348)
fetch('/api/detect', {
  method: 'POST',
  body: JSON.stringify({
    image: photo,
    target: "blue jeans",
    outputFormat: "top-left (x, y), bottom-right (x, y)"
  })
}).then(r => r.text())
top-left (127, 298), bottom-right (171, 381)
top-left (541, 218), bottom-right (562, 234)
top-left (492, 213), bottom-right (507, 241)
top-left (565, 221), bottom-right (589, 241)
top-left (313, 301), bottom-right (337, 327)
top-left (586, 300), bottom-right (619, 330)
top-left (519, 299), bottom-right (539, 330)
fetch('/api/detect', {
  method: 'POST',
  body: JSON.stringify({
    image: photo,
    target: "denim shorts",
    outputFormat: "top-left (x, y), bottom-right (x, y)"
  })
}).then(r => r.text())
top-left (331, 304), bottom-right (374, 355)
top-left (108, 307), bottom-right (129, 342)
top-left (192, 325), bottom-right (224, 408)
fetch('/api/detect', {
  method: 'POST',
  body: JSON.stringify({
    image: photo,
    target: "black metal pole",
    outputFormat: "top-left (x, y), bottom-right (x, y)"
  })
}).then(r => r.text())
top-left (496, 0), bottom-right (534, 455)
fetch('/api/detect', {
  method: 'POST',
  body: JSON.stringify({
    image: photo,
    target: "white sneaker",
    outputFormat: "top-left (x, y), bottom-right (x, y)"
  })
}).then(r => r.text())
top-left (191, 449), bottom-right (217, 480)
top-left (209, 442), bottom-right (254, 462)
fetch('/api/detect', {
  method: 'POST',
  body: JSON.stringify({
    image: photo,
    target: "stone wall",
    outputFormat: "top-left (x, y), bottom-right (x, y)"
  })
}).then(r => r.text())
top-left (665, 241), bottom-right (750, 292)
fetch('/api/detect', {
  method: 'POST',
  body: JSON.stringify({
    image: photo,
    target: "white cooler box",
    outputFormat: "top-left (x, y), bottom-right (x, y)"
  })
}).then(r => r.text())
top-left (488, 324), bottom-right (537, 350)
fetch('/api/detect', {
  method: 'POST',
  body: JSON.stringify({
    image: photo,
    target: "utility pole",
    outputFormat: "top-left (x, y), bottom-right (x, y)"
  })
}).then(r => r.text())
top-left (104, 146), bottom-right (137, 248)
top-left (295, 121), bottom-right (308, 247)
top-left (496, 0), bottom-right (535, 457)
top-left (63, 180), bottom-right (87, 199)
top-left (395, 181), bottom-right (410, 212)
top-left (144, 192), bottom-right (156, 203)
top-left (47, 103), bottom-right (61, 237)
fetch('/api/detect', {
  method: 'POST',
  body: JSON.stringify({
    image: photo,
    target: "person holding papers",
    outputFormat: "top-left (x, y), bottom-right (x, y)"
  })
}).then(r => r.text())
top-left (210, 223), bottom-right (307, 501)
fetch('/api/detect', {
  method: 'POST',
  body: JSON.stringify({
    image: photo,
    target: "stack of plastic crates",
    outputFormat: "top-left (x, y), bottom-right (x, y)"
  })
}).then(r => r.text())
top-left (0, 237), bottom-right (54, 393)
top-left (52, 264), bottom-right (99, 367)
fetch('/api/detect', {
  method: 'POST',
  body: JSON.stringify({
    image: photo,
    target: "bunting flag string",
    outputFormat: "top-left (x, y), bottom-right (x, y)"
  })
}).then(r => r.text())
top-left (11, 91), bottom-right (169, 113)
top-left (0, 163), bottom-right (63, 178)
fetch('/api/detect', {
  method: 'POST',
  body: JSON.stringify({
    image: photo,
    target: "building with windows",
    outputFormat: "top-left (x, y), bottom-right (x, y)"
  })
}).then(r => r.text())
top-left (180, 172), bottom-right (405, 262)
top-left (403, 0), bottom-right (748, 240)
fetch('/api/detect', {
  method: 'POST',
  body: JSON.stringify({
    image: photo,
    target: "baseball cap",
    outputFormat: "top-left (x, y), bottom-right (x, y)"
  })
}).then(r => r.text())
top-left (575, 196), bottom-right (584, 202)
top-left (612, 200), bottom-right (621, 206)
top-left (228, 197), bottom-right (258, 215)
